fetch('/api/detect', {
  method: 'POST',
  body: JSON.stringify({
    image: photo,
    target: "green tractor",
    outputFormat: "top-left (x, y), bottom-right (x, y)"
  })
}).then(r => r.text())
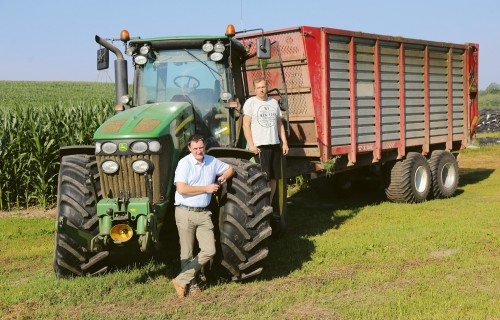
top-left (53, 25), bottom-right (288, 281)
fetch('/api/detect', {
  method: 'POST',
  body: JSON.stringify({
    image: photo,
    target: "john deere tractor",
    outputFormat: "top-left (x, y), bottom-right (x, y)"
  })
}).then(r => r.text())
top-left (53, 25), bottom-right (287, 281)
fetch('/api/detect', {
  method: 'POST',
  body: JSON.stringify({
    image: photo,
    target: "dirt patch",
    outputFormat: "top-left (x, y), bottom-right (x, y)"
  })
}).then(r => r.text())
top-left (0, 207), bottom-right (56, 219)
top-left (429, 248), bottom-right (460, 258)
top-left (283, 300), bottom-right (340, 319)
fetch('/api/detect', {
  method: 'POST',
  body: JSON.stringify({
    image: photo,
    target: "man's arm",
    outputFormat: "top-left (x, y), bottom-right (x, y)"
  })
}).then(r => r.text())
top-left (217, 165), bottom-right (234, 185)
top-left (176, 182), bottom-right (219, 195)
top-left (277, 117), bottom-right (289, 155)
top-left (243, 115), bottom-right (260, 154)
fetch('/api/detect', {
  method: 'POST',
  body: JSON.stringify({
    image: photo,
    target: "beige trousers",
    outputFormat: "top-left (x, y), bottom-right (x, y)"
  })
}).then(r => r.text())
top-left (174, 206), bottom-right (216, 287)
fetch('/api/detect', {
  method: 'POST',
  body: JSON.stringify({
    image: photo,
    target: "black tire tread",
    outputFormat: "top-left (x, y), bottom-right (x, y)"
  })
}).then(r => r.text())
top-left (215, 158), bottom-right (272, 281)
top-left (53, 154), bottom-right (108, 278)
top-left (238, 249), bottom-right (268, 270)
top-left (428, 150), bottom-right (459, 199)
top-left (384, 152), bottom-right (431, 203)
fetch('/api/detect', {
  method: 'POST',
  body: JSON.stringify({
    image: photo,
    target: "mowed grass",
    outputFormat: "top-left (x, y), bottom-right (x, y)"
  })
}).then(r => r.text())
top-left (1, 146), bottom-right (499, 319)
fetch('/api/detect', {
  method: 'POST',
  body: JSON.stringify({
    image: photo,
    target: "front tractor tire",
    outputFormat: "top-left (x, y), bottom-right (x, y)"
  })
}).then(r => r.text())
top-left (213, 158), bottom-right (273, 281)
top-left (53, 155), bottom-right (108, 278)
top-left (384, 152), bottom-right (431, 203)
top-left (428, 150), bottom-right (459, 199)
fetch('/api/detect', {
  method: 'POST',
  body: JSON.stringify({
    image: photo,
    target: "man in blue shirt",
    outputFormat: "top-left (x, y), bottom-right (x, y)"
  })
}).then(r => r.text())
top-left (171, 134), bottom-right (234, 299)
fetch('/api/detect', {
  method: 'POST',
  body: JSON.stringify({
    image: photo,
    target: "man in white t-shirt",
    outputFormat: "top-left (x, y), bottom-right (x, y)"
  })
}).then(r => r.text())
top-left (242, 77), bottom-right (288, 203)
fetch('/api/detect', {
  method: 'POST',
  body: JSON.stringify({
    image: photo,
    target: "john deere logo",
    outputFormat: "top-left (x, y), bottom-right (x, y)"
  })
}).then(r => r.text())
top-left (118, 143), bottom-right (128, 151)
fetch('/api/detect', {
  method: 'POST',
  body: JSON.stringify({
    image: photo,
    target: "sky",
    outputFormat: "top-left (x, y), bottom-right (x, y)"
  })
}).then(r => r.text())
top-left (0, 0), bottom-right (498, 89)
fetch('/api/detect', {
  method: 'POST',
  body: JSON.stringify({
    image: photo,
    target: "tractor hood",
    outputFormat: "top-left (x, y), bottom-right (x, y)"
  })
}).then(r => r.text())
top-left (94, 102), bottom-right (194, 140)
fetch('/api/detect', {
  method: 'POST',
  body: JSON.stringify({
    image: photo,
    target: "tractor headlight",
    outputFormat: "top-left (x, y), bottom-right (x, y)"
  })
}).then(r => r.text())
top-left (125, 46), bottom-right (136, 56)
top-left (131, 141), bottom-right (148, 154)
top-left (134, 55), bottom-right (148, 65)
top-left (101, 142), bottom-right (117, 154)
top-left (214, 41), bottom-right (225, 53)
top-left (220, 92), bottom-right (232, 102)
top-left (119, 95), bottom-right (131, 105)
top-left (202, 41), bottom-right (214, 53)
top-left (148, 140), bottom-right (161, 152)
top-left (139, 45), bottom-right (150, 55)
top-left (95, 142), bottom-right (102, 154)
top-left (101, 160), bottom-right (119, 174)
top-left (132, 160), bottom-right (152, 174)
top-left (210, 52), bottom-right (223, 61)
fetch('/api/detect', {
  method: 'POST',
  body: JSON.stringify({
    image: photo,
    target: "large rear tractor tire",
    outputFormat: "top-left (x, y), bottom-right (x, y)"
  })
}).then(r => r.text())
top-left (53, 155), bottom-right (108, 278)
top-left (211, 158), bottom-right (273, 281)
top-left (384, 152), bottom-right (431, 203)
top-left (428, 150), bottom-right (459, 199)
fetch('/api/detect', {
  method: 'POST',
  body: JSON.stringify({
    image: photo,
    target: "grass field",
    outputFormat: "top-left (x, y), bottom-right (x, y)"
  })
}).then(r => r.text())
top-left (1, 145), bottom-right (498, 319)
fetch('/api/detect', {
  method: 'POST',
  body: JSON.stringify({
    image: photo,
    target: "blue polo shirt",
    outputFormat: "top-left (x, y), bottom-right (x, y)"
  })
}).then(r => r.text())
top-left (174, 153), bottom-right (229, 208)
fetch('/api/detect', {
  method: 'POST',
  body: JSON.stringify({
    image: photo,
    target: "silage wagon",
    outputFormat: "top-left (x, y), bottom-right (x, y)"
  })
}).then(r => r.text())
top-left (238, 26), bottom-right (479, 202)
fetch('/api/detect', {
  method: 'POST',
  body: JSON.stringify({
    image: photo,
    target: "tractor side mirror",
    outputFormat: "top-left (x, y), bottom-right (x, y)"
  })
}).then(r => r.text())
top-left (97, 48), bottom-right (109, 70)
top-left (256, 37), bottom-right (271, 59)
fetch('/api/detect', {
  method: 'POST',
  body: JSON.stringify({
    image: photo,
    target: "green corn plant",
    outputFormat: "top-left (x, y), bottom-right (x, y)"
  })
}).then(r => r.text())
top-left (0, 95), bottom-right (114, 210)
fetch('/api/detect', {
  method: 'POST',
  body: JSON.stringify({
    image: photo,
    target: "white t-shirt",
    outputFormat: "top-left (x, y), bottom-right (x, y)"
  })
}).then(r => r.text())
top-left (242, 96), bottom-right (282, 146)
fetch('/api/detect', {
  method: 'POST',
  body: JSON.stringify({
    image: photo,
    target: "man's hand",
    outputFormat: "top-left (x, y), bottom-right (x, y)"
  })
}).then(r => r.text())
top-left (249, 145), bottom-right (261, 155)
top-left (282, 143), bottom-right (289, 155)
top-left (217, 176), bottom-right (227, 185)
top-left (206, 183), bottom-right (220, 194)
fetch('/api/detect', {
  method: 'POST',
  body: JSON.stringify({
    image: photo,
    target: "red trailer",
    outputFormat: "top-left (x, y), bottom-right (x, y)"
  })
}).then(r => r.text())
top-left (238, 26), bottom-right (479, 202)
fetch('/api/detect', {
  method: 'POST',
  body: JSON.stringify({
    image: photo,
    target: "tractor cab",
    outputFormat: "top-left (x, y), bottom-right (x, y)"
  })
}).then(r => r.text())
top-left (121, 34), bottom-right (248, 148)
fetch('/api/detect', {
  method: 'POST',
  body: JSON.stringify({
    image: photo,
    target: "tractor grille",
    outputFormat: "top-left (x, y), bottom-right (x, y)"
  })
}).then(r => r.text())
top-left (97, 153), bottom-right (169, 204)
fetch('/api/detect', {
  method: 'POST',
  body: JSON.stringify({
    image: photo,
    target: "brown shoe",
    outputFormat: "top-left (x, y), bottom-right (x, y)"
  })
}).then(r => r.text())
top-left (171, 279), bottom-right (186, 299)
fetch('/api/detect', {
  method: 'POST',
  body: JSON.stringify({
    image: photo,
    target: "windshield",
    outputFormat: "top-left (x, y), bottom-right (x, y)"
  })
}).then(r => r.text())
top-left (135, 49), bottom-right (231, 146)
top-left (136, 49), bottom-right (226, 118)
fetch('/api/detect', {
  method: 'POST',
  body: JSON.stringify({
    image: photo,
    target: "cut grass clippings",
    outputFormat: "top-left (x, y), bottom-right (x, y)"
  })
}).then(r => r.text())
top-left (0, 145), bottom-right (499, 319)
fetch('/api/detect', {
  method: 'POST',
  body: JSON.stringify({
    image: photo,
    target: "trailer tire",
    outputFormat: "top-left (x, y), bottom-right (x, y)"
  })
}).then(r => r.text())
top-left (428, 151), bottom-right (459, 199)
top-left (210, 158), bottom-right (273, 281)
top-left (53, 155), bottom-right (108, 278)
top-left (384, 152), bottom-right (431, 203)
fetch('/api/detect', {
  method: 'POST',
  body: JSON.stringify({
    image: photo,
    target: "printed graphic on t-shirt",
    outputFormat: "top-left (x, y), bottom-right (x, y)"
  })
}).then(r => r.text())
top-left (257, 105), bottom-right (277, 128)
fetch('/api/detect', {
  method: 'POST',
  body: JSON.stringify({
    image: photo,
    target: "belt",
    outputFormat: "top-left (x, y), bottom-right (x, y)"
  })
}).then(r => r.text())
top-left (177, 205), bottom-right (209, 212)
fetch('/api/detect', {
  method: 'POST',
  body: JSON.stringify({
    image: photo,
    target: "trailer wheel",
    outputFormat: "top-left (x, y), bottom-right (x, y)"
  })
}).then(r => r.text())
top-left (53, 155), bottom-right (108, 278)
top-left (210, 158), bottom-right (273, 281)
top-left (384, 152), bottom-right (431, 203)
top-left (428, 151), bottom-right (459, 199)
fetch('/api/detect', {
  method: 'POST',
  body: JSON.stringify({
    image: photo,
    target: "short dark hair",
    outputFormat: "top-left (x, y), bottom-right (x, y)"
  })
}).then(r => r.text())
top-left (188, 133), bottom-right (204, 146)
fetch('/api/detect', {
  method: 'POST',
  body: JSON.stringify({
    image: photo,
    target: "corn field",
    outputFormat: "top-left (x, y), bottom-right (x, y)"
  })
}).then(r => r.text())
top-left (0, 81), bottom-right (115, 210)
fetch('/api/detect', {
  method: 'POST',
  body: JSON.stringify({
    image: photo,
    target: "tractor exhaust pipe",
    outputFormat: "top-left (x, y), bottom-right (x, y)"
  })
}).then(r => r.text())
top-left (95, 35), bottom-right (128, 107)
